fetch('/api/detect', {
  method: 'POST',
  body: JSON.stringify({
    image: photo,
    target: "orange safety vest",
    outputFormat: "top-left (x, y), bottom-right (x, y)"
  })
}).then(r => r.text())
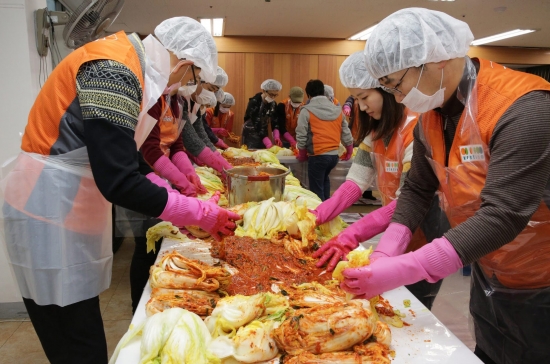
top-left (309, 112), bottom-right (343, 156)
top-left (206, 107), bottom-right (234, 132)
top-left (11, 31), bottom-right (144, 234)
top-left (283, 98), bottom-right (302, 138)
top-left (372, 110), bottom-right (426, 252)
top-left (419, 58), bottom-right (550, 289)
top-left (158, 96), bottom-right (180, 157)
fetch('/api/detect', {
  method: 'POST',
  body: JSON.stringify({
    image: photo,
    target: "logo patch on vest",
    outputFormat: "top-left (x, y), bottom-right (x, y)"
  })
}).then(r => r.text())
top-left (460, 145), bottom-right (485, 162)
top-left (385, 161), bottom-right (399, 173)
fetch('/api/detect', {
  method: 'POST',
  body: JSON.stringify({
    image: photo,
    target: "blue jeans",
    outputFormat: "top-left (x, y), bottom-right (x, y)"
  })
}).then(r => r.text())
top-left (308, 154), bottom-right (339, 201)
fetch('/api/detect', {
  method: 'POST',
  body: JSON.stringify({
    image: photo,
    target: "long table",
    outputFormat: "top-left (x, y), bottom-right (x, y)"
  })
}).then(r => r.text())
top-left (114, 237), bottom-right (481, 364)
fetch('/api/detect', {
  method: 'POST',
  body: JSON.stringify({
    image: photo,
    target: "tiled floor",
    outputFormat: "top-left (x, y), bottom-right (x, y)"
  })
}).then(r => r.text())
top-left (0, 206), bottom-right (476, 363)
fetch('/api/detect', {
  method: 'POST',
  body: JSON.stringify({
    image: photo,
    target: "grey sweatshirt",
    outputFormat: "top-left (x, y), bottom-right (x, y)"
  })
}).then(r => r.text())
top-left (296, 96), bottom-right (353, 156)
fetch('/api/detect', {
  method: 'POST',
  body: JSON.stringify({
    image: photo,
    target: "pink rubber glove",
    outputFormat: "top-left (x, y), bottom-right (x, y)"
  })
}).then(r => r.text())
top-left (153, 155), bottom-right (197, 197)
top-left (313, 200), bottom-right (397, 271)
top-left (158, 191), bottom-right (241, 241)
top-left (312, 180), bottom-right (362, 225)
top-left (184, 150), bottom-right (205, 166)
top-left (172, 151), bottom-right (208, 195)
top-left (341, 144), bottom-right (354, 161)
top-left (212, 128), bottom-right (229, 137)
top-left (145, 172), bottom-right (178, 194)
top-left (297, 148), bottom-right (308, 162)
top-left (215, 139), bottom-right (229, 150)
top-left (262, 137), bottom-right (273, 149)
top-left (197, 148), bottom-right (232, 176)
top-left (283, 132), bottom-right (297, 148)
top-left (370, 222), bottom-right (413, 262)
top-left (343, 105), bottom-right (351, 117)
top-left (273, 129), bottom-right (283, 147)
top-left (341, 237), bottom-right (462, 298)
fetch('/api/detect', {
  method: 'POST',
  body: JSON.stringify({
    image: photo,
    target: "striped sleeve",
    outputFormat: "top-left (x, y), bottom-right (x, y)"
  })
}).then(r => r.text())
top-left (346, 134), bottom-right (376, 192)
top-left (76, 60), bottom-right (142, 130)
top-left (446, 91), bottom-right (550, 264)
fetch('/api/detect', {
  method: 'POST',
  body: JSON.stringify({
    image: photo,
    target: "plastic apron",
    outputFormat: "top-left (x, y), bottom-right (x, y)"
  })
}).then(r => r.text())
top-left (1, 148), bottom-right (112, 306)
top-left (159, 94), bottom-right (186, 157)
top-left (417, 57), bottom-right (550, 363)
top-left (0, 33), bottom-right (170, 306)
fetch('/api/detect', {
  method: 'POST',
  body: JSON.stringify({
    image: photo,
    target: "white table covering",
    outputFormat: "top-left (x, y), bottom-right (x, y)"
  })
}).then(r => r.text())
top-left (114, 238), bottom-right (481, 364)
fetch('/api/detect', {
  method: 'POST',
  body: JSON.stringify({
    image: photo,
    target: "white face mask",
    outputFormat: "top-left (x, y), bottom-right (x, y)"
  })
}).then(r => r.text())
top-left (219, 106), bottom-right (230, 113)
top-left (264, 95), bottom-right (275, 103)
top-left (290, 101), bottom-right (302, 108)
top-left (401, 65), bottom-right (446, 113)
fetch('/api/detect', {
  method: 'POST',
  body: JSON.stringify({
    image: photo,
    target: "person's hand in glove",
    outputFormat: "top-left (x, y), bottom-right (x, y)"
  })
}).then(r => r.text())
top-left (145, 172), bottom-right (178, 194)
top-left (159, 191), bottom-right (241, 242)
top-left (215, 139), bottom-right (229, 150)
top-left (262, 137), bottom-right (274, 149)
top-left (187, 174), bottom-right (208, 195)
top-left (153, 155), bottom-right (197, 197)
top-left (283, 132), bottom-right (297, 149)
top-left (341, 144), bottom-right (354, 161)
top-left (342, 105), bottom-right (352, 117)
top-left (312, 235), bottom-right (358, 272)
top-left (341, 237), bottom-right (462, 298)
top-left (212, 128), bottom-right (229, 138)
top-left (312, 181), bottom-right (362, 225)
top-left (312, 200), bottom-right (397, 271)
top-left (297, 148), bottom-right (308, 162)
top-left (272, 129), bottom-right (283, 147)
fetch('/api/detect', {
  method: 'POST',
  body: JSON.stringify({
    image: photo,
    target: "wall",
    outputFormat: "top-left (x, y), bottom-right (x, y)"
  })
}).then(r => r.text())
top-left (0, 0), bottom-right (50, 303)
top-left (214, 36), bottom-right (550, 140)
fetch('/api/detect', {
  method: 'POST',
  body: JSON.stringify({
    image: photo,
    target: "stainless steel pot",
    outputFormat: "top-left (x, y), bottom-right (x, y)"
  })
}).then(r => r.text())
top-left (225, 166), bottom-right (290, 206)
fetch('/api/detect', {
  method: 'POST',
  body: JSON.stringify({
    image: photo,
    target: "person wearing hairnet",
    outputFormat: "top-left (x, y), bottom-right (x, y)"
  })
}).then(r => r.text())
top-left (205, 92), bottom-right (236, 149)
top-left (177, 81), bottom-right (233, 174)
top-left (243, 79), bottom-right (282, 149)
top-left (275, 86), bottom-right (304, 148)
top-left (296, 79), bottom-right (354, 201)
top-left (324, 84), bottom-right (340, 106)
top-left (0, 17), bottom-right (240, 363)
top-left (311, 51), bottom-right (448, 310)
top-left (341, 8), bottom-right (550, 364)
top-left (197, 90), bottom-right (227, 148)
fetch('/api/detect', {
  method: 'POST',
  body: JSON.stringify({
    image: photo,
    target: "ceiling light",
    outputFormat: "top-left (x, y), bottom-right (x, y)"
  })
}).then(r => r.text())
top-left (348, 24), bottom-right (377, 41)
top-left (471, 29), bottom-right (536, 46)
top-left (200, 18), bottom-right (224, 36)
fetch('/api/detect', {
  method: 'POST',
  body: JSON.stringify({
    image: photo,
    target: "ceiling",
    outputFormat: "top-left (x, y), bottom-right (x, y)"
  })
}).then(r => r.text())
top-left (111, 0), bottom-right (550, 48)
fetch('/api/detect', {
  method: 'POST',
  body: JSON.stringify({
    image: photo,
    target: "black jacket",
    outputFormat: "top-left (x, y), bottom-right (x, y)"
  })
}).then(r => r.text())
top-left (242, 92), bottom-right (278, 149)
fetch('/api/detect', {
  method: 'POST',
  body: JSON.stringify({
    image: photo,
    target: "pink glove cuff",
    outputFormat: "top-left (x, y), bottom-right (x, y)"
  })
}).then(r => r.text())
top-left (172, 151), bottom-right (195, 175)
top-left (153, 155), bottom-right (192, 192)
top-left (215, 139), bottom-right (228, 149)
top-left (273, 129), bottom-right (280, 139)
top-left (145, 172), bottom-right (177, 194)
top-left (339, 199), bottom-right (396, 243)
top-left (373, 222), bottom-right (412, 259)
top-left (414, 237), bottom-right (463, 283)
top-left (283, 132), bottom-right (296, 145)
top-left (262, 137), bottom-right (273, 149)
top-left (314, 180), bottom-right (362, 224)
top-left (159, 193), bottom-right (218, 229)
top-left (343, 105), bottom-right (351, 112)
top-left (198, 148), bottom-right (232, 174)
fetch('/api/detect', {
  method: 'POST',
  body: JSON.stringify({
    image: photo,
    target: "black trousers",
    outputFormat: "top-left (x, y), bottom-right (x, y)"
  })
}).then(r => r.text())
top-left (23, 296), bottom-right (107, 364)
top-left (308, 154), bottom-right (339, 201)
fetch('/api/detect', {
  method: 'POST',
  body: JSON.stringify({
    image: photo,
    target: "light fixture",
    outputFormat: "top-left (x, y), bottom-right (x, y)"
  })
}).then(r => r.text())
top-left (471, 29), bottom-right (536, 46)
top-left (200, 18), bottom-right (224, 37)
top-left (348, 24), bottom-right (377, 41)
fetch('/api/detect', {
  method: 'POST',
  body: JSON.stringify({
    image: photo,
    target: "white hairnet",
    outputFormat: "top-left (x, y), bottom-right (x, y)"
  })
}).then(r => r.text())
top-left (212, 66), bottom-right (229, 87)
top-left (364, 8), bottom-right (474, 78)
top-left (339, 51), bottom-right (381, 89)
top-left (221, 92), bottom-right (235, 106)
top-left (155, 17), bottom-right (218, 83)
top-left (261, 79), bottom-right (282, 91)
top-left (201, 90), bottom-right (218, 107)
top-left (215, 89), bottom-right (225, 102)
top-left (324, 85), bottom-right (335, 98)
